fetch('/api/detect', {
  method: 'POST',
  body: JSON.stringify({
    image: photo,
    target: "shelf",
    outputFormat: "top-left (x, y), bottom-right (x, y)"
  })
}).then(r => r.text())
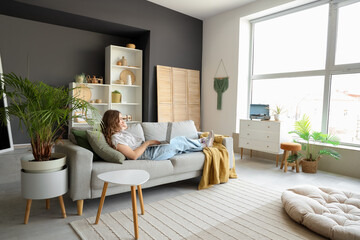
top-left (90, 103), bottom-right (108, 105)
top-left (111, 84), bottom-right (141, 88)
top-left (72, 122), bottom-right (89, 125)
top-left (125, 121), bottom-right (141, 124)
top-left (111, 45), bottom-right (142, 53)
top-left (112, 65), bottom-right (141, 70)
top-left (111, 103), bottom-right (140, 106)
top-left (74, 83), bottom-right (110, 87)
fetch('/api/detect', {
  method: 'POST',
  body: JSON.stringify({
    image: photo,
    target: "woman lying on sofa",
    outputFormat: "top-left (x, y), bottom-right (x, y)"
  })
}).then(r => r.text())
top-left (102, 110), bottom-right (214, 160)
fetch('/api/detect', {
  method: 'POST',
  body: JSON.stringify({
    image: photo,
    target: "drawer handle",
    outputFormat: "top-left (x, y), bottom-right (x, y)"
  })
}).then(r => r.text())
top-left (247, 142), bottom-right (249, 144)
top-left (247, 133), bottom-right (250, 135)
top-left (267, 126), bottom-right (270, 128)
top-left (267, 136), bottom-right (269, 138)
top-left (267, 146), bottom-right (269, 148)
top-left (248, 124), bottom-right (250, 127)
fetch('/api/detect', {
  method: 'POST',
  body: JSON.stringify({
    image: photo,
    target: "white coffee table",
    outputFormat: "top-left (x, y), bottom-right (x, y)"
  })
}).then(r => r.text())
top-left (95, 169), bottom-right (150, 239)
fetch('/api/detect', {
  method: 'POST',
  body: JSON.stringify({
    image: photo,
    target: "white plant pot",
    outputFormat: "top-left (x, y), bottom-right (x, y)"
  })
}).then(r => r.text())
top-left (21, 153), bottom-right (66, 173)
top-left (274, 114), bottom-right (280, 121)
top-left (21, 166), bottom-right (68, 200)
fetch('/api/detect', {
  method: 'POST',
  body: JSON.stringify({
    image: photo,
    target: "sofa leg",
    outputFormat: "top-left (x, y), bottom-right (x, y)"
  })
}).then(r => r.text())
top-left (77, 200), bottom-right (84, 216)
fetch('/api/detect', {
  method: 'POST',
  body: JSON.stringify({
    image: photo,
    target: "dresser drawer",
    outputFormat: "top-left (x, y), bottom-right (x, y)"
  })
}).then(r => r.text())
top-left (240, 130), bottom-right (280, 143)
top-left (239, 138), bottom-right (280, 153)
top-left (240, 120), bottom-right (280, 133)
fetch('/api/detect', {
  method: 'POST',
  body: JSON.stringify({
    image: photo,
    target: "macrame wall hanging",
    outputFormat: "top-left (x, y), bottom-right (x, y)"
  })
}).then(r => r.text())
top-left (214, 59), bottom-right (229, 110)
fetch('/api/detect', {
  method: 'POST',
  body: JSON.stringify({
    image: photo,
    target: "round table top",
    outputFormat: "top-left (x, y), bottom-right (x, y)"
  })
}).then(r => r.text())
top-left (97, 169), bottom-right (150, 186)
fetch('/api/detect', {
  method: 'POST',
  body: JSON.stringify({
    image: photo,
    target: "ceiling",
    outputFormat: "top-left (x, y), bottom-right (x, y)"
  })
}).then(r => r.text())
top-left (147, 0), bottom-right (256, 20)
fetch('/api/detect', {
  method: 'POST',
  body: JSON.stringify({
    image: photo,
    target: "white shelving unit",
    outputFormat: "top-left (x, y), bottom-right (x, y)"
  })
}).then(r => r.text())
top-left (105, 45), bottom-right (142, 123)
top-left (69, 45), bottom-right (143, 130)
top-left (69, 82), bottom-right (111, 129)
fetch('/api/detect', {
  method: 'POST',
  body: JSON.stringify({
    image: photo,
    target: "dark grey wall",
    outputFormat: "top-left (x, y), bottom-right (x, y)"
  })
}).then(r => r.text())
top-left (0, 0), bottom-right (203, 144)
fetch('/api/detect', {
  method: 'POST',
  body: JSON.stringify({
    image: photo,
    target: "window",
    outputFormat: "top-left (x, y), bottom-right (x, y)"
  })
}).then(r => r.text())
top-left (328, 73), bottom-right (360, 144)
top-left (249, 0), bottom-right (360, 146)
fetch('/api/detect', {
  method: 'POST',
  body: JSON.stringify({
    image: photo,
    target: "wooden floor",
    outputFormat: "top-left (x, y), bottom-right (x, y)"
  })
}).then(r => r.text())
top-left (1, 147), bottom-right (360, 240)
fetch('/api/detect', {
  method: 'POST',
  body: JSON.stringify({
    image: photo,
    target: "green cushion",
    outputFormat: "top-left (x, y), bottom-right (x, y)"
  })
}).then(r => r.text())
top-left (71, 129), bottom-right (101, 161)
top-left (86, 130), bottom-right (126, 164)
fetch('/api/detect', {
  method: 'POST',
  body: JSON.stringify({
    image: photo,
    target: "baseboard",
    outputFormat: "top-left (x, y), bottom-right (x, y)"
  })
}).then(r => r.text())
top-left (14, 143), bottom-right (31, 149)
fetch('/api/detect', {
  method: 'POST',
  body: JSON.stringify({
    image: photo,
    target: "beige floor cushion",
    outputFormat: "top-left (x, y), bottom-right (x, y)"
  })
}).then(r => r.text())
top-left (282, 185), bottom-right (360, 240)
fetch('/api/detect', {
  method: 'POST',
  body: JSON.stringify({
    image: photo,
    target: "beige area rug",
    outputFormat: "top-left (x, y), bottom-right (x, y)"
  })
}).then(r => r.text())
top-left (70, 180), bottom-right (325, 240)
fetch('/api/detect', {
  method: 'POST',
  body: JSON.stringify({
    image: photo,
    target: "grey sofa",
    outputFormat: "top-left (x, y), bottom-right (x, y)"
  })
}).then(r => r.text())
top-left (55, 120), bottom-right (234, 215)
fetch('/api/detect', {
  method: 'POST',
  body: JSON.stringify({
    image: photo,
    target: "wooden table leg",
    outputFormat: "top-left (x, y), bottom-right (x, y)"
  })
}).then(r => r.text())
top-left (58, 196), bottom-right (67, 218)
top-left (95, 182), bottom-right (108, 224)
top-left (280, 152), bottom-right (285, 169)
top-left (137, 185), bottom-right (145, 215)
top-left (296, 160), bottom-right (300, 173)
top-left (240, 148), bottom-right (243, 159)
top-left (276, 155), bottom-right (279, 167)
top-left (24, 199), bottom-right (32, 224)
top-left (46, 199), bottom-right (50, 210)
top-left (284, 151), bottom-right (289, 173)
top-left (250, 149), bottom-right (252, 158)
top-left (131, 186), bottom-right (139, 239)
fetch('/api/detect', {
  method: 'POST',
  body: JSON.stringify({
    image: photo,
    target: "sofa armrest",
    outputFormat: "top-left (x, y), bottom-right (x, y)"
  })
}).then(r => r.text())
top-left (198, 132), bottom-right (234, 169)
top-left (222, 137), bottom-right (234, 169)
top-left (55, 140), bottom-right (93, 201)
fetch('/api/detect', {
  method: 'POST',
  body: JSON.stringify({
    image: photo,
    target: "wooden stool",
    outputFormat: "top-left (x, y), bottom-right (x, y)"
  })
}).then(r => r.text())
top-left (280, 142), bottom-right (301, 173)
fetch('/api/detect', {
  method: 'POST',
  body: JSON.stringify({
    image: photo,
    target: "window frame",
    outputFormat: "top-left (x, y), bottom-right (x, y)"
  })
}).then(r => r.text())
top-left (248, 0), bottom-right (360, 147)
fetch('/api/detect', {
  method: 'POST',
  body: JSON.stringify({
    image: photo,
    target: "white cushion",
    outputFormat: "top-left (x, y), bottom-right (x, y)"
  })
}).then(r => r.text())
top-left (282, 185), bottom-right (360, 240)
top-left (167, 120), bottom-right (198, 141)
top-left (126, 123), bottom-right (145, 142)
top-left (141, 122), bottom-right (169, 141)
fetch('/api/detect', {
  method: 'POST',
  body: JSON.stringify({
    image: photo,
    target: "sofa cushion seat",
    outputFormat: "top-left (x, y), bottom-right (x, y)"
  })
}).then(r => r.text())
top-left (91, 160), bottom-right (174, 190)
top-left (170, 152), bottom-right (205, 174)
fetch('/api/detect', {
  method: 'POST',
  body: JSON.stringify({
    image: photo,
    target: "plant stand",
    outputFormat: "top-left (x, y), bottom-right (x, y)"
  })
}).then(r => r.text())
top-left (21, 166), bottom-right (68, 224)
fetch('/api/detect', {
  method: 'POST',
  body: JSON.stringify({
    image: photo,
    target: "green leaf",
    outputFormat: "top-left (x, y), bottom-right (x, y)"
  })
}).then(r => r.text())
top-left (318, 149), bottom-right (341, 160)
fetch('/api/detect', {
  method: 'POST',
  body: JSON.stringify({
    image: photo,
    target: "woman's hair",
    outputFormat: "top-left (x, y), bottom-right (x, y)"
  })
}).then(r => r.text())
top-left (101, 110), bottom-right (121, 148)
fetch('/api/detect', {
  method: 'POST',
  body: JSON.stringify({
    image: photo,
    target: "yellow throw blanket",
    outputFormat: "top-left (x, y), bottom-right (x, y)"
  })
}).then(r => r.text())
top-left (198, 133), bottom-right (237, 190)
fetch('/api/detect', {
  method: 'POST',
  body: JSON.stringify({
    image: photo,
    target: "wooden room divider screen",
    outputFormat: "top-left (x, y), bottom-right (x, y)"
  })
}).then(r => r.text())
top-left (156, 65), bottom-right (201, 131)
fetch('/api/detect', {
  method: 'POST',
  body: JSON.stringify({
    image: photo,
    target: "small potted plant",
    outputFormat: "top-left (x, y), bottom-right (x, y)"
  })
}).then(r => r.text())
top-left (112, 90), bottom-right (122, 103)
top-left (271, 105), bottom-right (285, 121)
top-left (288, 114), bottom-right (341, 173)
top-left (74, 73), bottom-right (85, 83)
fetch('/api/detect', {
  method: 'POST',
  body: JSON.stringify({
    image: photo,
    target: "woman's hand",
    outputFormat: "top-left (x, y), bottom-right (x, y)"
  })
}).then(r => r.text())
top-left (146, 140), bottom-right (161, 146)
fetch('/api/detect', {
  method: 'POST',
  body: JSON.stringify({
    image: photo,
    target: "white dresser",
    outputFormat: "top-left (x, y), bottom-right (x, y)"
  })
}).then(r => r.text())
top-left (239, 119), bottom-right (288, 165)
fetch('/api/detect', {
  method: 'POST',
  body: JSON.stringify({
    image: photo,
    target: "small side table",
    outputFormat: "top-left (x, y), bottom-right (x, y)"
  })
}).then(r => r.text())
top-left (21, 166), bottom-right (68, 224)
top-left (95, 169), bottom-right (150, 240)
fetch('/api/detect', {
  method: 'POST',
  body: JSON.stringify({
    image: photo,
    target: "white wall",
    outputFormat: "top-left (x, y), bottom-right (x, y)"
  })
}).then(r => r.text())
top-left (202, 0), bottom-right (298, 135)
top-left (202, 0), bottom-right (360, 179)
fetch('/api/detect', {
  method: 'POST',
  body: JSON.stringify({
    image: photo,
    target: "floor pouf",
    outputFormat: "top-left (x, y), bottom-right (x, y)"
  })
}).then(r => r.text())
top-left (282, 185), bottom-right (360, 240)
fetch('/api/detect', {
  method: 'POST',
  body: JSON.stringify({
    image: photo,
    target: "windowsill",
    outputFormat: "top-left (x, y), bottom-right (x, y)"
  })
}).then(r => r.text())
top-left (294, 138), bottom-right (360, 152)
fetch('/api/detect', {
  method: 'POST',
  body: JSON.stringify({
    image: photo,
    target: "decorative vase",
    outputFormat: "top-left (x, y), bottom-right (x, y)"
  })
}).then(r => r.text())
top-left (301, 160), bottom-right (317, 173)
top-left (121, 56), bottom-right (127, 66)
top-left (112, 92), bottom-right (121, 103)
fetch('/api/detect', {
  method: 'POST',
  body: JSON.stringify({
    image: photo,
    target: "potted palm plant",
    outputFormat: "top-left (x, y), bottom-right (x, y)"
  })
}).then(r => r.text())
top-left (288, 114), bottom-right (341, 173)
top-left (0, 73), bottom-right (101, 219)
top-left (0, 73), bottom-right (101, 170)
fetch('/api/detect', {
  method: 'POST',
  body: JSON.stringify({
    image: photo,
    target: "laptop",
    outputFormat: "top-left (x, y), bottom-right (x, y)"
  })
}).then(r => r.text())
top-left (148, 140), bottom-right (170, 147)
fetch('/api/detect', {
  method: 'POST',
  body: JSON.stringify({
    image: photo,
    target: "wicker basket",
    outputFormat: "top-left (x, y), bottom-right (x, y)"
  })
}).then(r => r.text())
top-left (301, 160), bottom-right (318, 173)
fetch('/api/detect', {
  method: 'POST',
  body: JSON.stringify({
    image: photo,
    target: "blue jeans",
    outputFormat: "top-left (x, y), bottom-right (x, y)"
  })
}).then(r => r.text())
top-left (139, 136), bottom-right (202, 160)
